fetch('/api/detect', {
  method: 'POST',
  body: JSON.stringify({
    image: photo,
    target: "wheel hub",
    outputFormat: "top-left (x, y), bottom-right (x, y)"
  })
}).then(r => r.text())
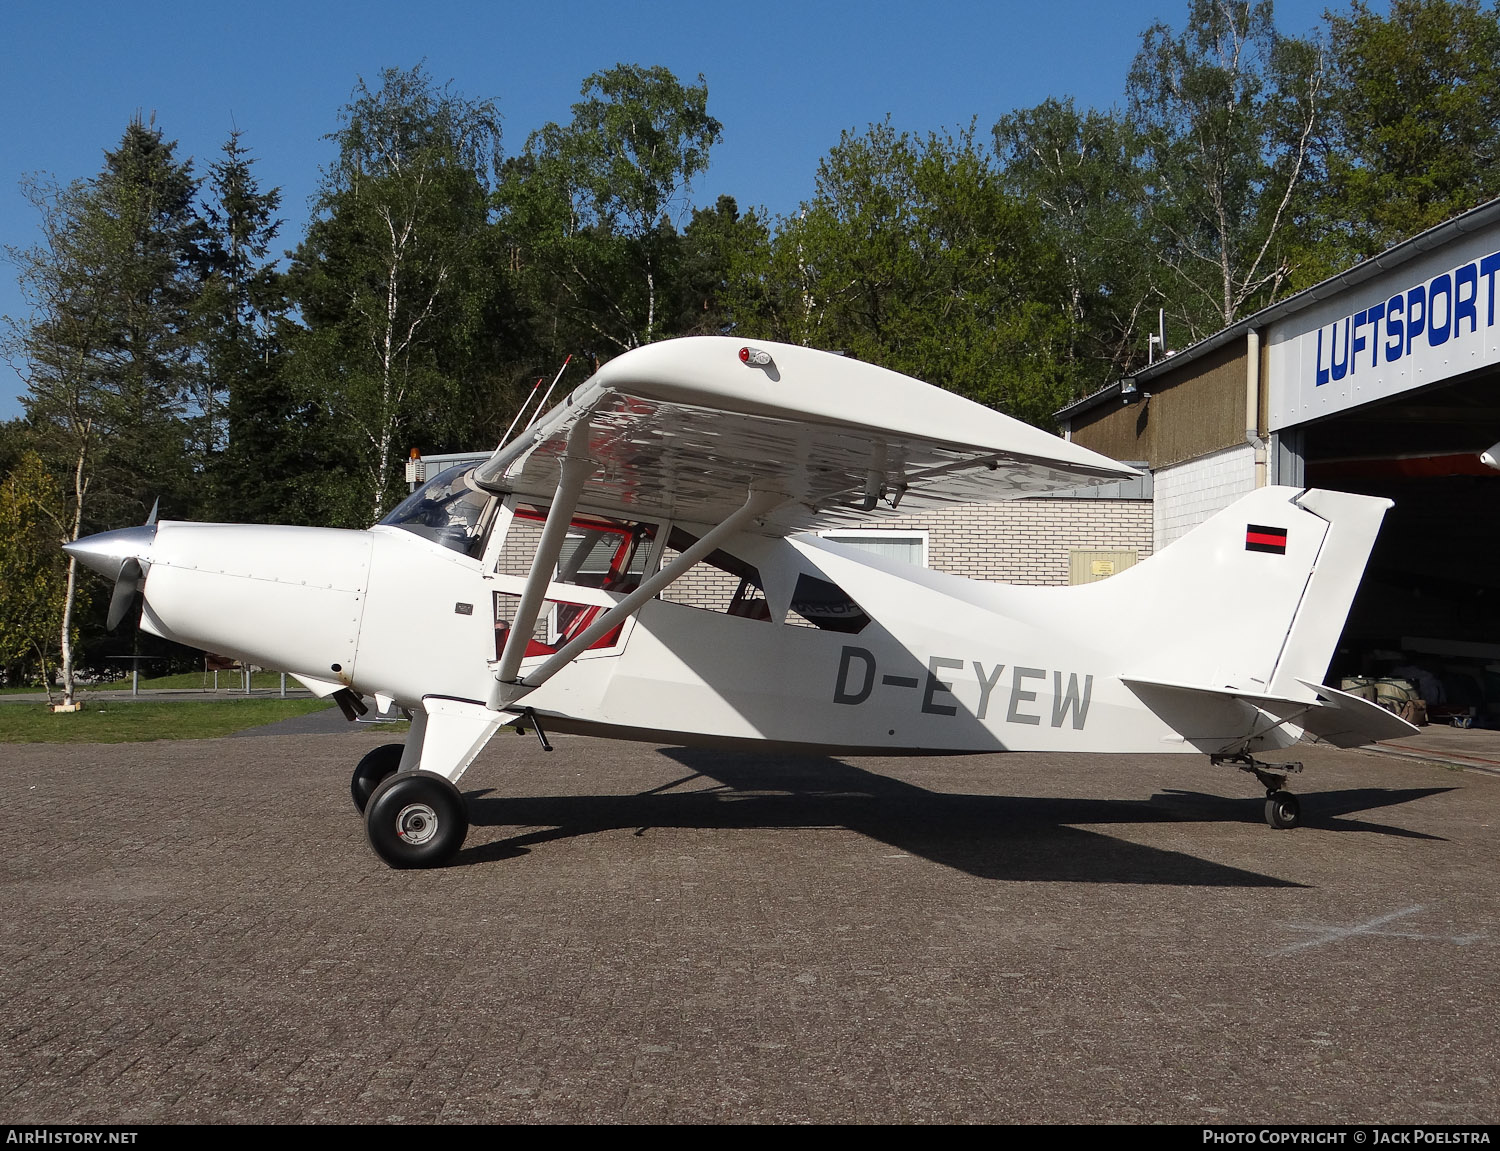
top-left (395, 802), bottom-right (439, 845)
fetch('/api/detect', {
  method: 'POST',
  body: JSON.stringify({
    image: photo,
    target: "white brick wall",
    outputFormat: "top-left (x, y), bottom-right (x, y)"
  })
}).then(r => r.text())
top-left (1153, 444), bottom-right (1255, 550)
top-left (825, 499), bottom-right (1154, 587)
top-left (489, 499), bottom-right (1156, 619)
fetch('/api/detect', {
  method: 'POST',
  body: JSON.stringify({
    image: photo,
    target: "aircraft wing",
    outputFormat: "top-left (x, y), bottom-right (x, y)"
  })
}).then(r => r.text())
top-left (473, 337), bottom-right (1138, 534)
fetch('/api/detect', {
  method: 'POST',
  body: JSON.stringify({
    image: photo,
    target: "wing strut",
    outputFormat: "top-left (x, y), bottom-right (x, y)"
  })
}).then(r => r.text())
top-left (493, 420), bottom-right (595, 686)
top-left (490, 488), bottom-right (788, 709)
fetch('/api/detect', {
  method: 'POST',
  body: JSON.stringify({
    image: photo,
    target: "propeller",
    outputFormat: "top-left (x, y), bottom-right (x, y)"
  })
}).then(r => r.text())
top-left (64, 499), bottom-right (159, 632)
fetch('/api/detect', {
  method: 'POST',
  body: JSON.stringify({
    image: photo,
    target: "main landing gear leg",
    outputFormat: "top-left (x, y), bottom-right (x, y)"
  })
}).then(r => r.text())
top-left (1211, 752), bottom-right (1304, 830)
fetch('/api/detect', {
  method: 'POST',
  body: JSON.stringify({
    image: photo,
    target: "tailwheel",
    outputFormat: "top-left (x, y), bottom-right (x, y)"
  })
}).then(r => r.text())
top-left (1265, 789), bottom-right (1302, 830)
top-left (1211, 752), bottom-right (1306, 830)
top-left (350, 744), bottom-right (404, 813)
top-left (364, 770), bottom-right (469, 869)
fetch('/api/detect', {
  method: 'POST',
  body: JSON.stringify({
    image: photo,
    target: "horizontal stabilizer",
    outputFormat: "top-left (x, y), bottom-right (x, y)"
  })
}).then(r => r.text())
top-left (1121, 675), bottom-right (1418, 749)
top-left (1290, 678), bottom-right (1422, 746)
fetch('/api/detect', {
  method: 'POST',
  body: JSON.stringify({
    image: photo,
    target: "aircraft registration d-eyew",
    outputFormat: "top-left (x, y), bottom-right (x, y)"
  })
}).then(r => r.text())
top-left (66, 337), bottom-right (1417, 868)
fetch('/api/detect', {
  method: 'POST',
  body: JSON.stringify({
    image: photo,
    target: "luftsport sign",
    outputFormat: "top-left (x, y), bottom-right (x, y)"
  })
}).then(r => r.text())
top-left (1268, 217), bottom-right (1500, 431)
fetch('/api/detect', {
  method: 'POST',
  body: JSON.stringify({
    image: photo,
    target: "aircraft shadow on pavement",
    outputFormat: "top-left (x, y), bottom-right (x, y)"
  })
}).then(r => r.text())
top-left (458, 748), bottom-right (1454, 883)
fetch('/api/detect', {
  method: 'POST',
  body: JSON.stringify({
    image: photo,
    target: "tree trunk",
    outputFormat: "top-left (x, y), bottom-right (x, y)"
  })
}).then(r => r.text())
top-left (56, 436), bottom-right (93, 707)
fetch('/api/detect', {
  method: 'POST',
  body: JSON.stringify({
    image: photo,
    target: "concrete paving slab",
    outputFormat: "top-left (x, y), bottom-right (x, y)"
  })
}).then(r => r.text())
top-left (1374, 726), bottom-right (1500, 776)
top-left (1, 734), bottom-right (1495, 1123)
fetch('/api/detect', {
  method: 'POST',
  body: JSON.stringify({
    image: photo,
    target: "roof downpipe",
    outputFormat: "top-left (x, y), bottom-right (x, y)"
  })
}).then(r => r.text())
top-left (1247, 328), bottom-right (1267, 488)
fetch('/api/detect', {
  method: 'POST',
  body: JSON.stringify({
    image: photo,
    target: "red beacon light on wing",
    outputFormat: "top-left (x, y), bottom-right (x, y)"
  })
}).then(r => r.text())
top-left (738, 346), bottom-right (773, 367)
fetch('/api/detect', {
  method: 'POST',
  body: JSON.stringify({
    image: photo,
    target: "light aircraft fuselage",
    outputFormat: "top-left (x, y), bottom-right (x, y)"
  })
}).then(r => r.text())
top-left (65, 337), bottom-right (1417, 868)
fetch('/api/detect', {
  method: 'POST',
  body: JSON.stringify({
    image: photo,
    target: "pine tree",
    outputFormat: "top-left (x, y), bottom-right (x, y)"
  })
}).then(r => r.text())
top-left (199, 129), bottom-right (302, 522)
top-left (4, 116), bottom-right (205, 701)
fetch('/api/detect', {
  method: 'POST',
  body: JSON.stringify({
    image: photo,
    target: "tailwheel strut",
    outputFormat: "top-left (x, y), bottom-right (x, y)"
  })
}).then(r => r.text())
top-left (1211, 752), bottom-right (1304, 830)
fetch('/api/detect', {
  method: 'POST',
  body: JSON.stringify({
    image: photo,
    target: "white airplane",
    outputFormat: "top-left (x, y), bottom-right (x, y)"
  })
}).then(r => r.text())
top-left (66, 337), bottom-right (1417, 868)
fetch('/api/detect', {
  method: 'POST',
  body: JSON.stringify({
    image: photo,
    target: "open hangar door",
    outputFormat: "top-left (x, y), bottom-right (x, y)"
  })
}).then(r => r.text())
top-left (1300, 365), bottom-right (1500, 724)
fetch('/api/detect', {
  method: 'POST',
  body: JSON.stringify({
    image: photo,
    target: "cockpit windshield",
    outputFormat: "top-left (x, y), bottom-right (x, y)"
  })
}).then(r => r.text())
top-left (379, 465), bottom-right (495, 558)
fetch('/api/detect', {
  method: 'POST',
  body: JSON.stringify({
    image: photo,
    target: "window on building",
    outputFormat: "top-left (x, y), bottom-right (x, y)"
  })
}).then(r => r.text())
top-left (818, 530), bottom-right (928, 568)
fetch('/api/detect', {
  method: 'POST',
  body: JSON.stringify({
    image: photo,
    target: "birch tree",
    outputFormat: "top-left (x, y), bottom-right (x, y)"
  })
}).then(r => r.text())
top-left (499, 64), bottom-right (721, 355)
top-left (994, 98), bottom-right (1159, 383)
top-left (1128, 0), bottom-right (1324, 337)
top-left (290, 65), bottom-right (503, 521)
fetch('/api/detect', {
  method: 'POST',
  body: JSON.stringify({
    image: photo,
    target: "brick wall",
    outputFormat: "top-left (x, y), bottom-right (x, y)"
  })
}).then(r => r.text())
top-left (1152, 444), bottom-right (1255, 550)
top-left (825, 498), bottom-right (1154, 586)
top-left (658, 552), bottom-right (744, 610)
top-left (489, 499), bottom-right (1156, 623)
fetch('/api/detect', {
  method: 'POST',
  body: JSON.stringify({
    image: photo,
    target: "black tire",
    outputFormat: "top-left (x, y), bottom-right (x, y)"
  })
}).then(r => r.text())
top-left (364, 770), bottom-right (469, 869)
top-left (351, 744), bottom-right (404, 813)
top-left (1265, 790), bottom-right (1302, 830)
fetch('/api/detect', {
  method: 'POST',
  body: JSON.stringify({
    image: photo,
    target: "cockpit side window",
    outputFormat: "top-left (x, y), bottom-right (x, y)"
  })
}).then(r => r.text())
top-left (379, 465), bottom-right (496, 559)
top-left (658, 527), bottom-right (870, 632)
top-left (489, 501), bottom-right (662, 659)
top-left (657, 527), bottom-right (771, 620)
top-left (503, 504), bottom-right (656, 589)
top-left (788, 573), bottom-right (871, 633)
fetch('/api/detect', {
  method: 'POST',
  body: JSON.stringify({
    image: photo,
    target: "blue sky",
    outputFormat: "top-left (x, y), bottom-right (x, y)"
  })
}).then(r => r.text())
top-left (0, 0), bottom-right (1336, 420)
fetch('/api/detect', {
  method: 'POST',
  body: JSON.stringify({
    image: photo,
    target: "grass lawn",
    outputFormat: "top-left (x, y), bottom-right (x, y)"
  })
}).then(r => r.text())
top-left (0, 698), bottom-right (336, 742)
top-left (0, 670), bottom-right (304, 696)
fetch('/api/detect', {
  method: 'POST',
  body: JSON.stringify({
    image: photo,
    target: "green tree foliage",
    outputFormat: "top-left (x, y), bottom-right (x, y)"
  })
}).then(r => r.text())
top-left (676, 194), bottom-right (773, 336)
top-left (0, 416), bottom-right (32, 478)
top-left (13, 4), bottom-right (1499, 608)
top-left (994, 98), bottom-right (1158, 384)
top-left (757, 122), bottom-right (1079, 426)
top-left (198, 129), bottom-right (298, 522)
top-left (1318, 0), bottom-right (1500, 262)
top-left (0, 451), bottom-right (71, 689)
top-left (498, 64), bottom-right (722, 355)
top-left (287, 64), bottom-right (506, 523)
top-left (91, 119), bottom-right (207, 518)
top-left (1128, 0), bottom-right (1324, 337)
top-left (4, 118), bottom-right (205, 700)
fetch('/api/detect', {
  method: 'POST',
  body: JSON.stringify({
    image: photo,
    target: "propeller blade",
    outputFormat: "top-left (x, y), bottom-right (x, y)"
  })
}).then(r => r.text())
top-left (106, 557), bottom-right (146, 631)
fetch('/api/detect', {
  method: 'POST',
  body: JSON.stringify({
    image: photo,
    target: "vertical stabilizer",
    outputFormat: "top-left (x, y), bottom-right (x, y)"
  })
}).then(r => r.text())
top-left (1071, 486), bottom-right (1390, 706)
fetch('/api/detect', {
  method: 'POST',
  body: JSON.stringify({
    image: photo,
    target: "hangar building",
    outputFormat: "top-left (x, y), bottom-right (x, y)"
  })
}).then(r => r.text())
top-left (1059, 198), bottom-right (1500, 721)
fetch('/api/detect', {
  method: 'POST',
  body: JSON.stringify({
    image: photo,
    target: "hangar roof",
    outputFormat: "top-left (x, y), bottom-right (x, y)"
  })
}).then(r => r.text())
top-left (1057, 195), bottom-right (1500, 424)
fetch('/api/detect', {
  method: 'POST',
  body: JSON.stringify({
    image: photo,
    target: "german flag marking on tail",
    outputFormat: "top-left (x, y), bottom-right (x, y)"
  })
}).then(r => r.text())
top-left (1246, 524), bottom-right (1288, 554)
